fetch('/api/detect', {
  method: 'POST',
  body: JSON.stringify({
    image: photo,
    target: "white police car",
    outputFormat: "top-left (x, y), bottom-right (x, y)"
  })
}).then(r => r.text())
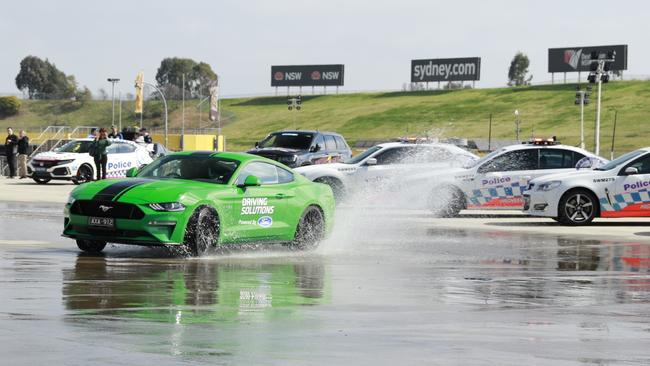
top-left (295, 142), bottom-right (479, 200)
top-left (524, 147), bottom-right (650, 225)
top-left (28, 138), bottom-right (153, 184)
top-left (408, 139), bottom-right (605, 216)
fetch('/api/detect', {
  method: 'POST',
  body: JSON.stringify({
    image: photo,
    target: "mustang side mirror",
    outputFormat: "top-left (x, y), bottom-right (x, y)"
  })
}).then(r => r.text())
top-left (238, 175), bottom-right (261, 188)
top-left (125, 167), bottom-right (138, 177)
top-left (255, 141), bottom-right (260, 148)
top-left (624, 167), bottom-right (639, 175)
top-left (366, 158), bottom-right (378, 166)
top-left (310, 144), bottom-right (320, 153)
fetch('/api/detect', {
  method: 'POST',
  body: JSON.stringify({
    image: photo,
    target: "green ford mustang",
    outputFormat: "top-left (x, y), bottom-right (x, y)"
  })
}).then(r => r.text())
top-left (63, 151), bottom-right (335, 255)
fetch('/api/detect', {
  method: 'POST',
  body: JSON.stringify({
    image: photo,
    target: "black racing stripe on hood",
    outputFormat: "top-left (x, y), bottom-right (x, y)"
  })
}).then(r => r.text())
top-left (112, 179), bottom-right (155, 201)
top-left (93, 179), bottom-right (153, 202)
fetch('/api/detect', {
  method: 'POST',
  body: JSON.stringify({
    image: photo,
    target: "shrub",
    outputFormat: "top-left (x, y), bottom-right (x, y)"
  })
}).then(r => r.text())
top-left (0, 96), bottom-right (21, 117)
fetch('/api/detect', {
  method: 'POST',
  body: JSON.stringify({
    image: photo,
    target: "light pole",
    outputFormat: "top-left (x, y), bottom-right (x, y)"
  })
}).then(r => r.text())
top-left (587, 50), bottom-right (615, 156)
top-left (514, 109), bottom-right (521, 142)
top-left (142, 81), bottom-right (168, 148)
top-left (579, 91), bottom-right (585, 149)
top-left (595, 64), bottom-right (603, 155)
top-left (107, 78), bottom-right (120, 126)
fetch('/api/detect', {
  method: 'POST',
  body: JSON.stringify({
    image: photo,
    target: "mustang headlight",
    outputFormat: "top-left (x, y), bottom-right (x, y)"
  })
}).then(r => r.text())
top-left (279, 155), bottom-right (298, 163)
top-left (537, 181), bottom-right (561, 191)
top-left (149, 202), bottom-right (185, 212)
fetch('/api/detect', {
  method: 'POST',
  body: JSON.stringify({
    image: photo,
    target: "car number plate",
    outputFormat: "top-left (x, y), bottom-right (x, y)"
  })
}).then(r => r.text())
top-left (35, 167), bottom-right (47, 171)
top-left (88, 216), bottom-right (115, 228)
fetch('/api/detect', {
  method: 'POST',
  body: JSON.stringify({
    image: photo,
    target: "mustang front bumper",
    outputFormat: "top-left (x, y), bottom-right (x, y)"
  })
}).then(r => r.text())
top-left (62, 201), bottom-right (186, 245)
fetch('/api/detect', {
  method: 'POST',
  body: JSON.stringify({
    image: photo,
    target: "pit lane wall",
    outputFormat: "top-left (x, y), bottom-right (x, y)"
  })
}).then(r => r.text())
top-left (151, 133), bottom-right (216, 151)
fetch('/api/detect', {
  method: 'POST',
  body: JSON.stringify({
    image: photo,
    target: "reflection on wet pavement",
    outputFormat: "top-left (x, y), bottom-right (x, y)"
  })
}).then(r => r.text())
top-left (1, 207), bottom-right (650, 365)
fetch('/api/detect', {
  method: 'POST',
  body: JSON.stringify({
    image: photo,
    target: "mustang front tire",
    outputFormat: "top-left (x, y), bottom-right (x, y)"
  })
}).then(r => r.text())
top-left (291, 206), bottom-right (325, 250)
top-left (76, 239), bottom-right (107, 254)
top-left (184, 206), bottom-right (220, 256)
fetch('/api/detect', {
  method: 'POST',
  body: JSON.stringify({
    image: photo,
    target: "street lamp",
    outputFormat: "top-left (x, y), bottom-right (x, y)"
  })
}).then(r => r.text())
top-left (587, 50), bottom-right (615, 156)
top-left (514, 109), bottom-right (521, 142)
top-left (107, 78), bottom-right (120, 127)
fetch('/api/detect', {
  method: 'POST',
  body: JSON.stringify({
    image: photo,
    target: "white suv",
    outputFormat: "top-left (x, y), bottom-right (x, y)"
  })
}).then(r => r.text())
top-left (295, 142), bottom-right (478, 200)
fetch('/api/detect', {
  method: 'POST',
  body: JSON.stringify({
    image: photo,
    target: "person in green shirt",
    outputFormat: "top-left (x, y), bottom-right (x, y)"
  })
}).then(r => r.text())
top-left (91, 128), bottom-right (111, 180)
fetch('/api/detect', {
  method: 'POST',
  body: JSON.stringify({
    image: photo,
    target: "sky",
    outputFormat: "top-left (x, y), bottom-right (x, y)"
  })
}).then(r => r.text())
top-left (1, 0), bottom-right (647, 97)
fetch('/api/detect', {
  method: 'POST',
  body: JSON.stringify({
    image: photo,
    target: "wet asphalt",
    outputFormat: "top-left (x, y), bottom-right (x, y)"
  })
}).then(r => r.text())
top-left (1, 202), bottom-right (649, 365)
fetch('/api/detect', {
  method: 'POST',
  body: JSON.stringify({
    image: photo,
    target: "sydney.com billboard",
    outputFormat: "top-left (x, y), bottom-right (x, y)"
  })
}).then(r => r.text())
top-left (411, 57), bottom-right (481, 82)
top-left (548, 45), bottom-right (628, 73)
top-left (271, 64), bottom-right (344, 87)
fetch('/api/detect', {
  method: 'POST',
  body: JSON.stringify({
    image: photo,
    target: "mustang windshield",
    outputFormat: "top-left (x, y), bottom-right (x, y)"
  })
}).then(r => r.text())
top-left (58, 140), bottom-right (93, 153)
top-left (137, 155), bottom-right (239, 184)
top-left (259, 133), bottom-right (314, 150)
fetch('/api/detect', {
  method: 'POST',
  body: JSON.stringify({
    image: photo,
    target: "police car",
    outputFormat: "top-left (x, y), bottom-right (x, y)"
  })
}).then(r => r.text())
top-left (524, 147), bottom-right (650, 225)
top-left (28, 139), bottom-right (153, 184)
top-left (295, 141), bottom-right (479, 200)
top-left (407, 139), bottom-right (605, 216)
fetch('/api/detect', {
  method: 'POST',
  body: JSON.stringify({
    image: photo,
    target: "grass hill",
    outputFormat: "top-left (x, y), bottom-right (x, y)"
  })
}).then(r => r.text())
top-left (3, 80), bottom-right (649, 155)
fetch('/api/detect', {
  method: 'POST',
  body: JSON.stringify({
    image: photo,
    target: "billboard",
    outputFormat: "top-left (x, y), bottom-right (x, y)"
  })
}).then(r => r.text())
top-left (548, 45), bottom-right (628, 73)
top-left (411, 57), bottom-right (481, 82)
top-left (271, 65), bottom-right (344, 87)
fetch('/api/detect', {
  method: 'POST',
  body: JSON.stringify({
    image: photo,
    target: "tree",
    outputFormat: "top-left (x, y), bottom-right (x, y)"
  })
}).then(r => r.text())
top-left (155, 57), bottom-right (217, 99)
top-left (75, 87), bottom-right (92, 104)
top-left (15, 56), bottom-right (78, 99)
top-left (0, 96), bottom-right (21, 117)
top-left (15, 56), bottom-right (49, 99)
top-left (508, 52), bottom-right (533, 86)
top-left (191, 62), bottom-right (217, 96)
top-left (97, 88), bottom-right (108, 100)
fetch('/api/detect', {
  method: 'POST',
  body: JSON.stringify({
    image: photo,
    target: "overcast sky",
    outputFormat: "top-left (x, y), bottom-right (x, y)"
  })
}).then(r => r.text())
top-left (1, 0), bottom-right (646, 97)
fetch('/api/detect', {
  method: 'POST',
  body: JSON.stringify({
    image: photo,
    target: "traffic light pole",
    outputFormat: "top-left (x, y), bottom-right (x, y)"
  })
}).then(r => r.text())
top-left (287, 95), bottom-right (302, 130)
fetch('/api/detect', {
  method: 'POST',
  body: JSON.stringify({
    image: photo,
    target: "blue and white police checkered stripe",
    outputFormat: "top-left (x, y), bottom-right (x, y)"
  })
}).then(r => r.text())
top-left (599, 189), bottom-right (650, 211)
top-left (468, 182), bottom-right (525, 206)
top-left (105, 169), bottom-right (129, 178)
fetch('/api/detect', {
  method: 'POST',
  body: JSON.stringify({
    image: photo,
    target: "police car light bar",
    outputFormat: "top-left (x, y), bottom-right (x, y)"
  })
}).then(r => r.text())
top-left (524, 137), bottom-right (559, 146)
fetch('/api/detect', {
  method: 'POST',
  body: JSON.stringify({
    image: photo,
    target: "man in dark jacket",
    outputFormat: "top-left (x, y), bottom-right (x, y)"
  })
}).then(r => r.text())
top-left (17, 130), bottom-right (29, 179)
top-left (108, 126), bottom-right (123, 140)
top-left (4, 127), bottom-right (18, 178)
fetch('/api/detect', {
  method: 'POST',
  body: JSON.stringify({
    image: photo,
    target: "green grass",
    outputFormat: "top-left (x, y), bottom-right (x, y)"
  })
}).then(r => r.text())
top-left (3, 80), bottom-right (649, 155)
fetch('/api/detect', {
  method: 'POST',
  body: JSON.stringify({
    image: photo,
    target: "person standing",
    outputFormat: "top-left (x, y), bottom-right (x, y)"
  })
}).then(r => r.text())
top-left (91, 128), bottom-right (111, 180)
top-left (87, 128), bottom-right (98, 139)
top-left (17, 130), bottom-right (30, 179)
top-left (140, 128), bottom-right (152, 144)
top-left (4, 127), bottom-right (18, 178)
top-left (108, 126), bottom-right (123, 140)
